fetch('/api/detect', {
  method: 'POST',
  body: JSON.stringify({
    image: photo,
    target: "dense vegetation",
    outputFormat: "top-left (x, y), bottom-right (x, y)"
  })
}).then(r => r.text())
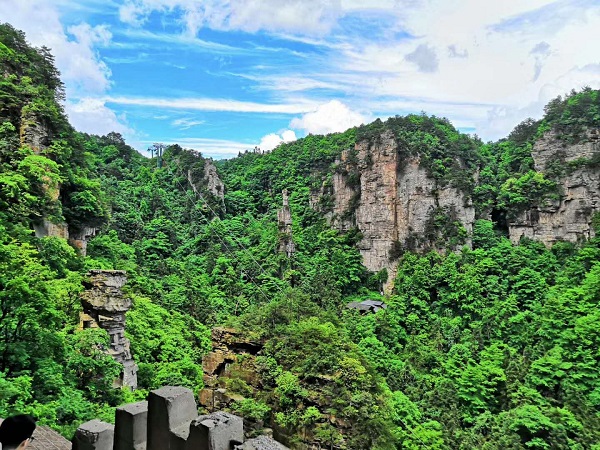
top-left (1, 23), bottom-right (600, 449)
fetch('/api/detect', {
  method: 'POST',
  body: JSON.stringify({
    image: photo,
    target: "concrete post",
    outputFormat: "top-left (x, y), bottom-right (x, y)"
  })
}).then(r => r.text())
top-left (186, 412), bottom-right (243, 450)
top-left (114, 401), bottom-right (148, 450)
top-left (147, 386), bottom-right (197, 450)
top-left (72, 419), bottom-right (115, 450)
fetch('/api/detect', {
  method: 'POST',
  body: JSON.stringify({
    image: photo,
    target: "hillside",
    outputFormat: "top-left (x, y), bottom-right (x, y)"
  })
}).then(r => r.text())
top-left (2, 23), bottom-right (600, 449)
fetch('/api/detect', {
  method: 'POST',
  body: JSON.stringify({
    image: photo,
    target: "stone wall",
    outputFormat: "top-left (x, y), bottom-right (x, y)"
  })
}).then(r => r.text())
top-left (509, 130), bottom-right (600, 245)
top-left (73, 386), bottom-right (288, 450)
top-left (79, 270), bottom-right (138, 389)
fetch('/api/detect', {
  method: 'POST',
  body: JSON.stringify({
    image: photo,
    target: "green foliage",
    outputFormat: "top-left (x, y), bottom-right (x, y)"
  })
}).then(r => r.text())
top-left (231, 398), bottom-right (271, 422)
top-left (542, 87), bottom-right (600, 142)
top-left (3, 26), bottom-right (600, 449)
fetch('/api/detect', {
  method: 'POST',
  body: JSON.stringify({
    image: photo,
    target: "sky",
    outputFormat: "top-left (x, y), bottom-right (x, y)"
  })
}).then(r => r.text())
top-left (1, 0), bottom-right (599, 159)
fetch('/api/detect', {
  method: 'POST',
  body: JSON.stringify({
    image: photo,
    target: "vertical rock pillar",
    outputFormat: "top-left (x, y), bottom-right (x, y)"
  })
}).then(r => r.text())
top-left (80, 270), bottom-right (138, 389)
top-left (277, 189), bottom-right (295, 258)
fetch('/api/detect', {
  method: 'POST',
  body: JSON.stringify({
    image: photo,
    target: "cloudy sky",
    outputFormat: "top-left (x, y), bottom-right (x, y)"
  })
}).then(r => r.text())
top-left (1, 0), bottom-right (599, 158)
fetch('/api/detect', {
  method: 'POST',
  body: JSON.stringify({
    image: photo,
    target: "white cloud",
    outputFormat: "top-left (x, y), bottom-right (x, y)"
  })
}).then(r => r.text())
top-left (290, 100), bottom-right (367, 135)
top-left (119, 0), bottom-right (342, 36)
top-left (0, 0), bottom-right (133, 136)
top-left (65, 98), bottom-right (134, 136)
top-left (171, 117), bottom-right (205, 129)
top-left (262, 0), bottom-right (600, 139)
top-left (0, 1), bottom-right (113, 95)
top-left (258, 129), bottom-right (297, 151)
top-left (105, 95), bottom-right (317, 113)
top-left (405, 44), bottom-right (439, 73)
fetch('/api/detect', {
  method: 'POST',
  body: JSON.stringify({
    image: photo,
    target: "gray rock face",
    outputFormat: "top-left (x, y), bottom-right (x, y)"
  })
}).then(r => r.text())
top-left (72, 419), bottom-right (114, 450)
top-left (147, 386), bottom-right (198, 450)
top-left (186, 412), bottom-right (244, 450)
top-left (234, 435), bottom-right (289, 450)
top-left (204, 159), bottom-right (225, 203)
top-left (509, 130), bottom-right (600, 245)
top-left (69, 226), bottom-right (99, 257)
top-left (79, 270), bottom-right (138, 389)
top-left (313, 130), bottom-right (474, 290)
top-left (277, 189), bottom-right (295, 257)
top-left (20, 110), bottom-right (51, 153)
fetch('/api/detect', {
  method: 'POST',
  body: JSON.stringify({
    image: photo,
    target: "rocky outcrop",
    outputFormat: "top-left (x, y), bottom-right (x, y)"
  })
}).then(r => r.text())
top-left (313, 130), bottom-right (474, 290)
top-left (33, 219), bottom-right (69, 240)
top-left (69, 226), bottom-right (99, 256)
top-left (509, 130), bottom-right (600, 245)
top-left (277, 189), bottom-right (295, 258)
top-left (204, 159), bottom-right (226, 203)
top-left (200, 328), bottom-right (263, 412)
top-left (79, 270), bottom-right (138, 389)
top-left (20, 110), bottom-right (51, 153)
top-left (187, 158), bottom-right (226, 213)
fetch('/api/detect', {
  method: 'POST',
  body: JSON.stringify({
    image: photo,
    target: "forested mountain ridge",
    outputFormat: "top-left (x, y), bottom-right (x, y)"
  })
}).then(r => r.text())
top-left (2, 23), bottom-right (600, 449)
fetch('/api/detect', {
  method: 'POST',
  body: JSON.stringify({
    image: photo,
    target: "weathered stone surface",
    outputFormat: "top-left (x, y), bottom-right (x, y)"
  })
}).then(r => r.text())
top-left (509, 131), bottom-right (600, 245)
top-left (33, 219), bottom-right (69, 240)
top-left (204, 159), bottom-right (225, 203)
top-left (234, 435), bottom-right (290, 450)
top-left (314, 130), bottom-right (474, 291)
top-left (186, 412), bottom-right (244, 450)
top-left (114, 401), bottom-right (148, 450)
top-left (147, 386), bottom-right (198, 450)
top-left (72, 419), bottom-right (114, 450)
top-left (20, 110), bottom-right (51, 153)
top-left (69, 226), bottom-right (99, 257)
top-left (186, 158), bottom-right (225, 212)
top-left (277, 189), bottom-right (295, 257)
top-left (80, 270), bottom-right (137, 389)
top-left (200, 328), bottom-right (263, 409)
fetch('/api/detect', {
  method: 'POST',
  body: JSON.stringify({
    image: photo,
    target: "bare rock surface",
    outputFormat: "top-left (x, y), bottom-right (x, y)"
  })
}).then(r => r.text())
top-left (509, 131), bottom-right (600, 245)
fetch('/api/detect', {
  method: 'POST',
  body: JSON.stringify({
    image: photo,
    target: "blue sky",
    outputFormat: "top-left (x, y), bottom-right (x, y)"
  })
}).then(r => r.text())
top-left (1, 0), bottom-right (599, 158)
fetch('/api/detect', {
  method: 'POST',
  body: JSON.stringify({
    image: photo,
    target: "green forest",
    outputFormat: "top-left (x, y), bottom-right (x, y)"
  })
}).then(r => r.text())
top-left (2, 23), bottom-right (600, 449)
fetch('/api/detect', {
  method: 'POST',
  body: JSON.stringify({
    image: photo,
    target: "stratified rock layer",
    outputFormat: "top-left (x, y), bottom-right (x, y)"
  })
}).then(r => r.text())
top-left (80, 270), bottom-right (138, 389)
top-left (314, 130), bottom-right (474, 290)
top-left (509, 130), bottom-right (600, 244)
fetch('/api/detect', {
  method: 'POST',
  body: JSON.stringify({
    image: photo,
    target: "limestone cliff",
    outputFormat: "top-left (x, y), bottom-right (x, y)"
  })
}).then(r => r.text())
top-left (312, 130), bottom-right (474, 288)
top-left (185, 156), bottom-right (226, 213)
top-left (509, 130), bottom-right (600, 245)
top-left (19, 109), bottom-right (54, 155)
top-left (204, 158), bottom-right (226, 203)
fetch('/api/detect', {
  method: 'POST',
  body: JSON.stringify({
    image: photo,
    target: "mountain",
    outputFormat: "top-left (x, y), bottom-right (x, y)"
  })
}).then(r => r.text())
top-left (2, 23), bottom-right (600, 449)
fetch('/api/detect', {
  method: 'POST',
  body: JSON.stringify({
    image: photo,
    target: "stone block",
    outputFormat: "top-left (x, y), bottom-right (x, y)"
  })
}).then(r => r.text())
top-left (72, 419), bottom-right (114, 450)
top-left (147, 386), bottom-right (198, 450)
top-left (114, 401), bottom-right (148, 450)
top-left (186, 412), bottom-right (243, 450)
top-left (234, 436), bottom-right (289, 450)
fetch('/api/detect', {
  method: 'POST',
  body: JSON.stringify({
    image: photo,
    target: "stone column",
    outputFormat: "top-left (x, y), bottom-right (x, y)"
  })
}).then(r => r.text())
top-left (185, 412), bottom-right (243, 450)
top-left (80, 270), bottom-right (138, 389)
top-left (147, 386), bottom-right (198, 450)
top-left (114, 401), bottom-right (148, 450)
top-left (72, 419), bottom-right (114, 450)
